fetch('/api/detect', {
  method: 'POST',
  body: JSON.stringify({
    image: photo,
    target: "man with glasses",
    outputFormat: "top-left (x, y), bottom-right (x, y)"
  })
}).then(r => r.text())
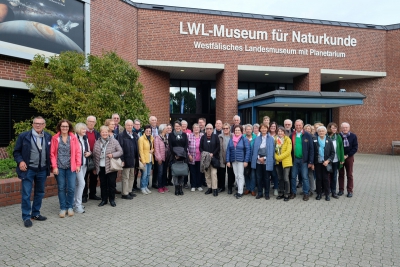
top-left (112, 113), bottom-right (125, 137)
top-left (149, 116), bottom-right (159, 189)
top-left (284, 119), bottom-right (293, 136)
top-left (82, 116), bottom-right (101, 203)
top-left (14, 116), bottom-right (52, 227)
top-left (198, 118), bottom-right (206, 133)
top-left (231, 115), bottom-right (241, 133)
top-left (200, 124), bottom-right (221, 196)
top-left (289, 119), bottom-right (314, 201)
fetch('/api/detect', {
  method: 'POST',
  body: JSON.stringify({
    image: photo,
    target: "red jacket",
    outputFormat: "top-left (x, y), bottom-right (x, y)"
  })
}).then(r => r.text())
top-left (50, 132), bottom-right (82, 172)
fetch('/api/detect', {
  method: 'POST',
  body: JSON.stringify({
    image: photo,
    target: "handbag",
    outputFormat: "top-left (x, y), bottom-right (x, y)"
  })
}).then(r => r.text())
top-left (258, 147), bottom-right (266, 157)
top-left (110, 158), bottom-right (123, 172)
top-left (138, 160), bottom-right (145, 170)
top-left (86, 155), bottom-right (95, 172)
top-left (171, 161), bottom-right (189, 176)
top-left (326, 162), bottom-right (333, 173)
top-left (210, 157), bottom-right (220, 168)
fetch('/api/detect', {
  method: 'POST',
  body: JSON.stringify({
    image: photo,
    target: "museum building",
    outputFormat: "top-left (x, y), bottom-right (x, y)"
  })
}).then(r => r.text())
top-left (0, 0), bottom-right (399, 154)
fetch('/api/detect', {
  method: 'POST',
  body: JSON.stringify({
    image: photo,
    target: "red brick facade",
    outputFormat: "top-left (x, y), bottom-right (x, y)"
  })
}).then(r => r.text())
top-left (1, 0), bottom-right (399, 154)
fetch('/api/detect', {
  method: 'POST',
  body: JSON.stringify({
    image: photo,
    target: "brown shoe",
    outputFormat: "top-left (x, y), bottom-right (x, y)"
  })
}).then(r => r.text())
top-left (243, 190), bottom-right (250, 195)
top-left (289, 193), bottom-right (296, 199)
top-left (303, 194), bottom-right (309, 201)
top-left (251, 191), bottom-right (256, 196)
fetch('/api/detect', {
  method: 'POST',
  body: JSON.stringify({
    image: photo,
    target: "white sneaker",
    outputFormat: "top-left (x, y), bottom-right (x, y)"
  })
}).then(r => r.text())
top-left (197, 187), bottom-right (203, 191)
top-left (67, 208), bottom-right (74, 217)
top-left (141, 189), bottom-right (148, 195)
top-left (59, 210), bottom-right (66, 218)
top-left (191, 188), bottom-right (195, 192)
top-left (145, 188), bottom-right (152, 194)
top-left (74, 207), bottom-right (85, 214)
top-left (274, 189), bottom-right (278, 196)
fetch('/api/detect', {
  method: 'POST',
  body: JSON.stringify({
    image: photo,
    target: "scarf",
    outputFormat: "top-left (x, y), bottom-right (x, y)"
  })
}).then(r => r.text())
top-left (100, 137), bottom-right (110, 159)
top-left (173, 130), bottom-right (183, 141)
top-left (146, 134), bottom-right (152, 148)
top-left (329, 133), bottom-right (337, 141)
top-left (318, 136), bottom-right (326, 162)
top-left (232, 135), bottom-right (241, 148)
top-left (32, 129), bottom-right (44, 150)
top-left (342, 132), bottom-right (350, 147)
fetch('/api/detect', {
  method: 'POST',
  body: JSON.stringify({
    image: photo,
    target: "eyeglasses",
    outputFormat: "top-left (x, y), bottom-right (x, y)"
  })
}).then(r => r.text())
top-left (33, 123), bottom-right (45, 126)
top-left (206, 128), bottom-right (213, 130)
top-left (284, 124), bottom-right (291, 126)
top-left (223, 128), bottom-right (229, 130)
top-left (87, 120), bottom-right (96, 123)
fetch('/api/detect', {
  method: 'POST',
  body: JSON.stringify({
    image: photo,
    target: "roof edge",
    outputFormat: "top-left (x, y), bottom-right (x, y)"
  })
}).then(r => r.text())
top-left (122, 1), bottom-right (399, 31)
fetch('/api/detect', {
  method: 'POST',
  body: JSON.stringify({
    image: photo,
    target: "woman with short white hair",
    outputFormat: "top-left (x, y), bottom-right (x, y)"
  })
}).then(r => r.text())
top-left (313, 126), bottom-right (335, 201)
top-left (73, 123), bottom-right (91, 213)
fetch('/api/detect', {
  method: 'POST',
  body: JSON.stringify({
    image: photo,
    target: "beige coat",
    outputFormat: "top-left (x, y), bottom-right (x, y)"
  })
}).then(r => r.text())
top-left (93, 137), bottom-right (123, 174)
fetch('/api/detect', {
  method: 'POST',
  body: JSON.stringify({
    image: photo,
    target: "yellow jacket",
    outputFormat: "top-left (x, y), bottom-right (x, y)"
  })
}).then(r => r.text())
top-left (274, 136), bottom-right (293, 168)
top-left (138, 135), bottom-right (154, 164)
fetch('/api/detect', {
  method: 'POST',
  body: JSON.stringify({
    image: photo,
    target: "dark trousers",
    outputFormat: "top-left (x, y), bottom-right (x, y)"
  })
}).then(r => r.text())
top-left (99, 167), bottom-right (117, 201)
top-left (256, 164), bottom-right (272, 197)
top-left (156, 161), bottom-right (167, 188)
top-left (328, 162), bottom-right (339, 193)
top-left (338, 155), bottom-right (354, 193)
top-left (152, 162), bottom-right (158, 187)
top-left (315, 163), bottom-right (330, 195)
top-left (133, 168), bottom-right (142, 188)
top-left (167, 166), bottom-right (172, 184)
top-left (189, 161), bottom-right (202, 188)
top-left (83, 169), bottom-right (99, 197)
top-left (227, 166), bottom-right (235, 189)
top-left (217, 167), bottom-right (226, 189)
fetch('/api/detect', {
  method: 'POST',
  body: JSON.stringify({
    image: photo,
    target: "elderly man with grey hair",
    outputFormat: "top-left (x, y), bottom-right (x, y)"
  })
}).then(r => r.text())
top-left (118, 119), bottom-right (139, 199)
top-left (83, 115), bottom-right (101, 203)
top-left (149, 115), bottom-right (159, 189)
top-left (230, 115), bottom-right (241, 133)
top-left (181, 120), bottom-right (192, 134)
top-left (338, 122), bottom-right (358, 198)
top-left (284, 119), bottom-right (293, 136)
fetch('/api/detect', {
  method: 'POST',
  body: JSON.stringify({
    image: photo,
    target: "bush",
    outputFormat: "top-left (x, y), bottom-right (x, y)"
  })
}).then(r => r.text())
top-left (0, 158), bottom-right (17, 179)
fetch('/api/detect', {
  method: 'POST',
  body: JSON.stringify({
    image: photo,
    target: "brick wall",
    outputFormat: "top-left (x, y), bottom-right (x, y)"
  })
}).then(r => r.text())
top-left (0, 174), bottom-right (123, 207)
top-left (216, 65), bottom-right (238, 123)
top-left (0, 55), bottom-right (30, 82)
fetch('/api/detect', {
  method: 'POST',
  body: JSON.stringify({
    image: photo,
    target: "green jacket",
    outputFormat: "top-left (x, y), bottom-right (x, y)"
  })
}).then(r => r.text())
top-left (330, 133), bottom-right (345, 169)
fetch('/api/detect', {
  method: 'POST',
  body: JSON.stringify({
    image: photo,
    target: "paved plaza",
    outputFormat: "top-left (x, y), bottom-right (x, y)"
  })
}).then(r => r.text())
top-left (0, 154), bottom-right (399, 267)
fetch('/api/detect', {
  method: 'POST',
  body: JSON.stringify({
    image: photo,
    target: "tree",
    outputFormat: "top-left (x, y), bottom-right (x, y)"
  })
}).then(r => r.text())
top-left (24, 51), bottom-right (149, 129)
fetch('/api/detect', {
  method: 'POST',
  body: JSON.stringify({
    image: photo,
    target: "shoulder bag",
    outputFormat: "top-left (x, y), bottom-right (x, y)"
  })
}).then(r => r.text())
top-left (86, 155), bottom-right (95, 172)
top-left (110, 158), bottom-right (123, 172)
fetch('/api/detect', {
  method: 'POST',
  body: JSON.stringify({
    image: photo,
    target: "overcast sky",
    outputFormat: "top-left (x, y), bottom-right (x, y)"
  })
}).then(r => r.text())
top-left (134, 0), bottom-right (400, 25)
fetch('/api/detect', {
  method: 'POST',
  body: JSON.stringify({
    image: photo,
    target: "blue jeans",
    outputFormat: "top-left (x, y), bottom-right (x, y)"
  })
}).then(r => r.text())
top-left (189, 162), bottom-right (202, 188)
top-left (244, 168), bottom-right (256, 192)
top-left (157, 161), bottom-right (166, 188)
top-left (256, 164), bottom-right (272, 197)
top-left (330, 162), bottom-right (339, 193)
top-left (55, 168), bottom-right (76, 210)
top-left (291, 158), bottom-right (310, 195)
top-left (141, 163), bottom-right (152, 189)
top-left (21, 169), bottom-right (47, 221)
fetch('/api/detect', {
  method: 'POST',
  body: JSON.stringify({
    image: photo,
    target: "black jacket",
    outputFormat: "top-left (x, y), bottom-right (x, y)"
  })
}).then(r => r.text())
top-left (168, 132), bottom-right (188, 161)
top-left (312, 136), bottom-right (335, 164)
top-left (118, 130), bottom-right (139, 168)
top-left (200, 133), bottom-right (220, 159)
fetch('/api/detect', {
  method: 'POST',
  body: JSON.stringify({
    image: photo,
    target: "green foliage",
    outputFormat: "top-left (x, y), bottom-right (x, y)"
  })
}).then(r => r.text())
top-left (0, 158), bottom-right (17, 179)
top-left (24, 51), bottom-right (149, 129)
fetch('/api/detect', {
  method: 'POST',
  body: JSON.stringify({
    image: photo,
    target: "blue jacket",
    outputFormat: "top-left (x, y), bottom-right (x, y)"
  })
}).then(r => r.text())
top-left (13, 130), bottom-right (52, 179)
top-left (226, 136), bottom-right (250, 163)
top-left (251, 134), bottom-right (275, 171)
top-left (290, 130), bottom-right (314, 164)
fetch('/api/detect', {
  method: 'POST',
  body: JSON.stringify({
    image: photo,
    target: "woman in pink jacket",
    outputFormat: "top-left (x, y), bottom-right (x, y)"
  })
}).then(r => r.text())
top-left (50, 119), bottom-right (81, 218)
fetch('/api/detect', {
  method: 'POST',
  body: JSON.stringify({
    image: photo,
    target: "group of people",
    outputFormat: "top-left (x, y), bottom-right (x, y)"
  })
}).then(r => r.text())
top-left (14, 114), bottom-right (358, 228)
